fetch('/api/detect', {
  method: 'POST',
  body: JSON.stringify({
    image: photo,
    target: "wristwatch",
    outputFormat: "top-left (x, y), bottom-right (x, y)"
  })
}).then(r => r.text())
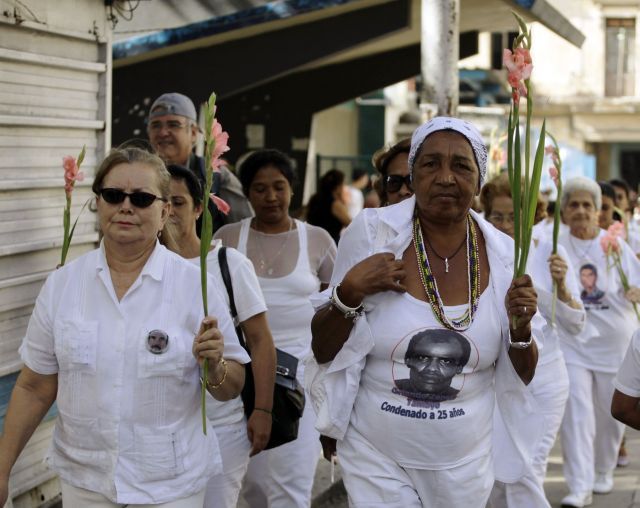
top-left (330, 284), bottom-right (364, 320)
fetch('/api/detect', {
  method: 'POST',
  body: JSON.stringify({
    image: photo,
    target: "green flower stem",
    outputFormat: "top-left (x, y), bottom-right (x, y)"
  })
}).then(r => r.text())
top-left (61, 195), bottom-right (71, 266)
top-left (200, 92), bottom-right (218, 434)
top-left (613, 250), bottom-right (640, 321)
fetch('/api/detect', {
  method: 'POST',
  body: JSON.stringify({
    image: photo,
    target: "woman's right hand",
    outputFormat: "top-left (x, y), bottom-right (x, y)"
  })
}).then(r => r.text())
top-left (339, 252), bottom-right (406, 306)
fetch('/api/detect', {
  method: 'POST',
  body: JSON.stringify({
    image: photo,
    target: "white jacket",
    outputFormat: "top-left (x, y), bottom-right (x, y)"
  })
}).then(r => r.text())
top-left (305, 196), bottom-right (546, 483)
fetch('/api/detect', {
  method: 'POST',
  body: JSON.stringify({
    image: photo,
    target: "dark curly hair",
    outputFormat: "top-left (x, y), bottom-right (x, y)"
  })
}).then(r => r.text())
top-left (238, 149), bottom-right (296, 197)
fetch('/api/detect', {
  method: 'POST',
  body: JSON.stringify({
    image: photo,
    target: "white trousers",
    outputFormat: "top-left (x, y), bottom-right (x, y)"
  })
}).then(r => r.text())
top-left (337, 426), bottom-right (494, 507)
top-left (204, 419), bottom-right (251, 508)
top-left (240, 399), bottom-right (320, 508)
top-left (61, 482), bottom-right (205, 507)
top-left (489, 355), bottom-right (570, 508)
top-left (560, 364), bottom-right (625, 493)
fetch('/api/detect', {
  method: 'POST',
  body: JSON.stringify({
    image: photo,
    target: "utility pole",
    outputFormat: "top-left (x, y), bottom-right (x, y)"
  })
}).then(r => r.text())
top-left (421, 0), bottom-right (460, 118)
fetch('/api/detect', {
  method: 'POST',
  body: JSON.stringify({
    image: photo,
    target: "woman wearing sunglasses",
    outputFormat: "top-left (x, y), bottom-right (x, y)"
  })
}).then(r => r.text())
top-left (0, 147), bottom-right (249, 508)
top-left (372, 138), bottom-right (413, 206)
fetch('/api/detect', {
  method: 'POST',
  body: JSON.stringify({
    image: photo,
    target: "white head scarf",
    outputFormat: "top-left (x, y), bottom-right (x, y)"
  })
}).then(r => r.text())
top-left (408, 116), bottom-right (488, 187)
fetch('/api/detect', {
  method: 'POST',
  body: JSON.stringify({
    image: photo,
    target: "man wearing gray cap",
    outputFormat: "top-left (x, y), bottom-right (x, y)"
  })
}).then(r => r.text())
top-left (147, 92), bottom-right (252, 227)
top-left (147, 92), bottom-right (199, 169)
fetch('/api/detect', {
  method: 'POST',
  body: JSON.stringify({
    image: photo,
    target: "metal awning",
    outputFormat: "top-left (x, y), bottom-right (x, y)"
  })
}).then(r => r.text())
top-left (113, 0), bottom-right (584, 65)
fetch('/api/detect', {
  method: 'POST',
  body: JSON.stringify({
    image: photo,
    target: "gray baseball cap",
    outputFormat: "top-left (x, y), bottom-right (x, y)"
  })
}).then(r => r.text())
top-left (148, 93), bottom-right (197, 122)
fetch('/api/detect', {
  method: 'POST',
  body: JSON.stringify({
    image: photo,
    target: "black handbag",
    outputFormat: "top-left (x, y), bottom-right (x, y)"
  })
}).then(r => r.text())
top-left (218, 247), bottom-right (305, 449)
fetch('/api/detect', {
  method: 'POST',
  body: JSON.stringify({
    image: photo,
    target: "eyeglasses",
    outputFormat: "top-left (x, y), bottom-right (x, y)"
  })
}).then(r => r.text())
top-left (99, 188), bottom-right (167, 208)
top-left (147, 120), bottom-right (189, 133)
top-left (384, 174), bottom-right (413, 193)
top-left (488, 213), bottom-right (515, 224)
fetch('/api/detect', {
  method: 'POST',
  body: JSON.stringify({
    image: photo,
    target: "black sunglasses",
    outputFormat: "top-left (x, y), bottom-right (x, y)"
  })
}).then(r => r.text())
top-left (99, 188), bottom-right (167, 208)
top-left (384, 174), bottom-right (413, 193)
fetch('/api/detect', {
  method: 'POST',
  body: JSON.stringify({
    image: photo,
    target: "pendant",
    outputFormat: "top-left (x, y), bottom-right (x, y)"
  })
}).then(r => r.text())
top-left (445, 258), bottom-right (449, 273)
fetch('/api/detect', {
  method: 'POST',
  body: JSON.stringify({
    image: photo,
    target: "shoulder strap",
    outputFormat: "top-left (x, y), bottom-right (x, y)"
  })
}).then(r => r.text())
top-left (218, 247), bottom-right (249, 352)
top-left (237, 218), bottom-right (251, 255)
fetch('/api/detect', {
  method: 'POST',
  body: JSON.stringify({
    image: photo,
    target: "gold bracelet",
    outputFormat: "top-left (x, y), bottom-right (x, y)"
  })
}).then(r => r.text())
top-left (203, 359), bottom-right (227, 389)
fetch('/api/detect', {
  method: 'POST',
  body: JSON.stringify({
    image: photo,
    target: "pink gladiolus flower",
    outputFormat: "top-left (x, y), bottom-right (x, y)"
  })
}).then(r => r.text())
top-left (210, 119), bottom-right (230, 172)
top-left (548, 167), bottom-right (559, 186)
top-left (503, 48), bottom-right (533, 102)
top-left (545, 145), bottom-right (560, 166)
top-left (609, 221), bottom-right (626, 240)
top-left (210, 194), bottom-right (231, 215)
top-left (62, 155), bottom-right (84, 196)
top-left (600, 233), bottom-right (620, 254)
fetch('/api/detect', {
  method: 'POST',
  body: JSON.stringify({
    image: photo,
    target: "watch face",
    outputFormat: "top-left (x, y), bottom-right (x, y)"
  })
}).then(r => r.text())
top-left (147, 329), bottom-right (169, 354)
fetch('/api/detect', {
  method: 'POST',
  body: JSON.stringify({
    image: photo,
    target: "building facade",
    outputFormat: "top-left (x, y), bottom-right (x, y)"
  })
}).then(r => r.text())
top-left (0, 1), bottom-right (111, 506)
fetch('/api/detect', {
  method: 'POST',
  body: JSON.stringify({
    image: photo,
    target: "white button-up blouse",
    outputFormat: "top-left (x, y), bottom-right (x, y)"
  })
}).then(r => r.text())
top-left (19, 242), bottom-right (250, 504)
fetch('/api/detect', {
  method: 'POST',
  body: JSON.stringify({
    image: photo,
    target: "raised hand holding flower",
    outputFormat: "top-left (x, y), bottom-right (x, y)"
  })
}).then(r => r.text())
top-left (601, 222), bottom-right (640, 320)
top-left (505, 12), bottom-right (546, 329)
top-left (199, 93), bottom-right (231, 433)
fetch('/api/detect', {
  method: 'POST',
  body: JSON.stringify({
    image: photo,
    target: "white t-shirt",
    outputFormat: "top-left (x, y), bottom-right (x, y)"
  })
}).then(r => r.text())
top-left (558, 229), bottom-right (640, 372)
top-left (626, 219), bottom-right (640, 256)
top-left (614, 330), bottom-right (640, 397)
top-left (19, 242), bottom-right (249, 504)
top-left (189, 241), bottom-right (267, 427)
top-left (351, 284), bottom-right (502, 470)
top-left (526, 238), bottom-right (584, 365)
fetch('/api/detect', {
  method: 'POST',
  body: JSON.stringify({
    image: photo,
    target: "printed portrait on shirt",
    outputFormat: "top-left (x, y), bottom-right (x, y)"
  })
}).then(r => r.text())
top-left (391, 328), bottom-right (477, 403)
top-left (579, 263), bottom-right (606, 307)
top-left (147, 329), bottom-right (169, 354)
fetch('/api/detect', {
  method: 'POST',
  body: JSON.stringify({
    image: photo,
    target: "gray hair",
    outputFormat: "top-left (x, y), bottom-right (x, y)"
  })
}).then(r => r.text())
top-left (560, 176), bottom-right (602, 211)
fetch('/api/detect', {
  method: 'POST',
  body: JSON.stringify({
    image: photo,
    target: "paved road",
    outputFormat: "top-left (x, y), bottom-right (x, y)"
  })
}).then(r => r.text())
top-left (310, 428), bottom-right (640, 508)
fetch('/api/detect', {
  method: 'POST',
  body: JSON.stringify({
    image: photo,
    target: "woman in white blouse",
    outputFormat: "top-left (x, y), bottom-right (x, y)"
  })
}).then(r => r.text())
top-left (309, 117), bottom-right (542, 507)
top-left (215, 149), bottom-right (336, 508)
top-left (558, 176), bottom-right (640, 508)
top-left (164, 164), bottom-right (276, 508)
top-left (0, 147), bottom-right (249, 508)
top-left (481, 173), bottom-right (585, 507)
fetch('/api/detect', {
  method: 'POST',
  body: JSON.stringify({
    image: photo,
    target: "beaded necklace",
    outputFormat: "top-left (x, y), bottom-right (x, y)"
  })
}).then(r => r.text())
top-left (413, 211), bottom-right (480, 331)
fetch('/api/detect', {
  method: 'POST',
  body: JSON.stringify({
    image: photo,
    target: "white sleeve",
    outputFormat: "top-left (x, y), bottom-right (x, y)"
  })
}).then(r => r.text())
top-left (615, 330), bottom-right (640, 397)
top-left (206, 274), bottom-right (250, 364)
top-left (227, 247), bottom-right (267, 323)
top-left (620, 238), bottom-right (640, 288)
top-left (554, 244), bottom-right (586, 335)
top-left (329, 209), bottom-right (376, 285)
top-left (19, 273), bottom-right (59, 375)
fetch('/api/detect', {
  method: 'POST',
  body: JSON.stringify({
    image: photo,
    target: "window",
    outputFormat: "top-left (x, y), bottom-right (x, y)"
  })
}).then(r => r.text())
top-left (605, 18), bottom-right (636, 97)
top-left (490, 32), bottom-right (518, 70)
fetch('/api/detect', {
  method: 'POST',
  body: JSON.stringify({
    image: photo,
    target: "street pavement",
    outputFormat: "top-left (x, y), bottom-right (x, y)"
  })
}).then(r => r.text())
top-left (309, 428), bottom-right (640, 508)
top-left (48, 427), bottom-right (640, 507)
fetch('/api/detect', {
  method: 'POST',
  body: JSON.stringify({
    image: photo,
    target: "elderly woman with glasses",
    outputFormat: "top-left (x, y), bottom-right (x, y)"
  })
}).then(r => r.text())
top-left (308, 117), bottom-right (546, 507)
top-left (0, 147), bottom-right (249, 508)
top-left (555, 176), bottom-right (640, 507)
top-left (481, 173), bottom-right (585, 508)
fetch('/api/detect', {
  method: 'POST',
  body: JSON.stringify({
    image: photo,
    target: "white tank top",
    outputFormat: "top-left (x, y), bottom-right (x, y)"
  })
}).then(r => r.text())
top-left (351, 284), bottom-right (501, 470)
top-left (237, 218), bottom-right (320, 360)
